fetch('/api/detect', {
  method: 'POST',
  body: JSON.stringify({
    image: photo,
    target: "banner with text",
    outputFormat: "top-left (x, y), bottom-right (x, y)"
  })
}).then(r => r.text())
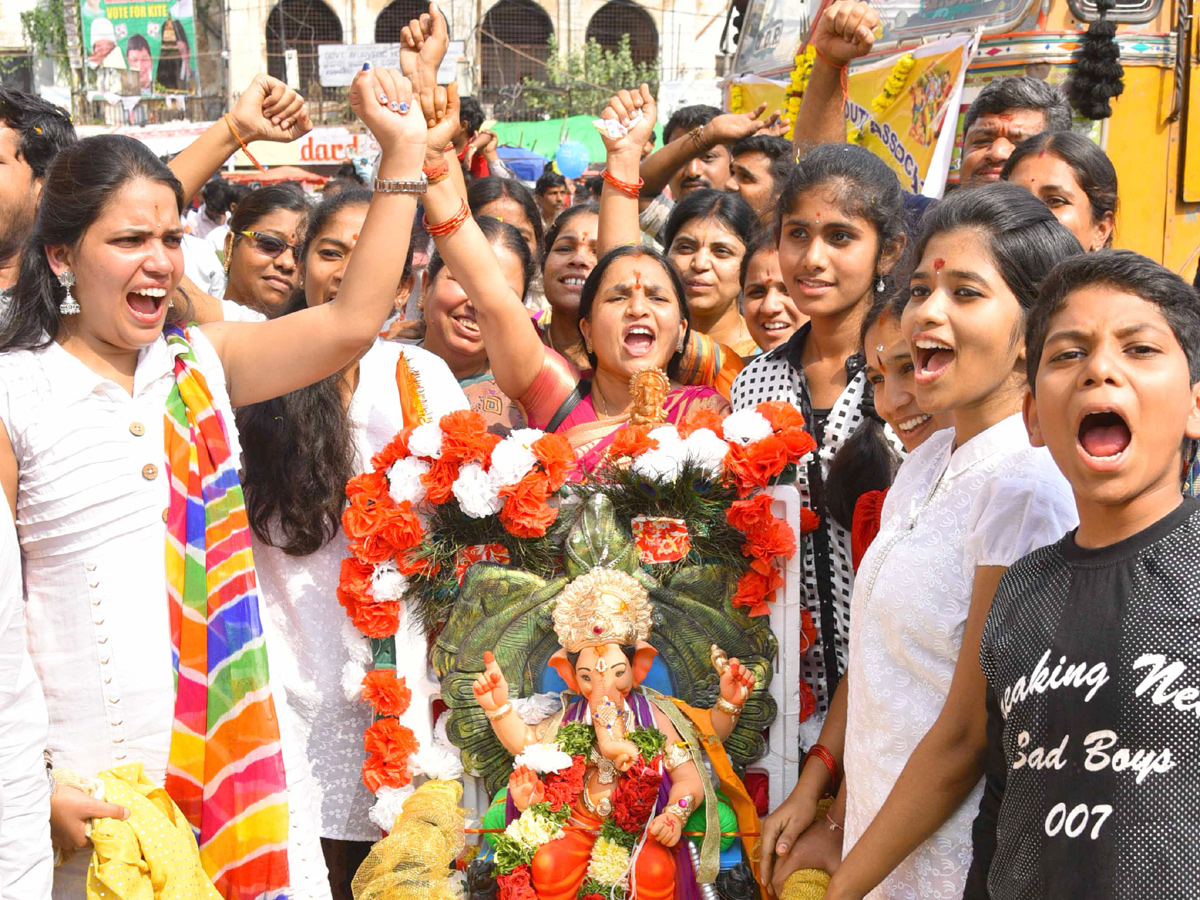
top-left (733, 32), bottom-right (973, 195)
top-left (81, 0), bottom-right (198, 95)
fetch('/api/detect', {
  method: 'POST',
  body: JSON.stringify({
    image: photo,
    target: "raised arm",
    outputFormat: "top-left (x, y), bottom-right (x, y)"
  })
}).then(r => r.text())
top-left (638, 103), bottom-right (780, 199)
top-left (596, 85), bottom-right (658, 255)
top-left (200, 66), bottom-right (425, 407)
top-left (168, 75), bottom-right (312, 204)
top-left (792, 0), bottom-right (878, 159)
top-left (823, 565), bottom-right (1002, 900)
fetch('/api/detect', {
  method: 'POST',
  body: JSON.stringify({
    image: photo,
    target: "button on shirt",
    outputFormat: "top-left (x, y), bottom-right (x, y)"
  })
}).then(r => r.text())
top-left (0, 331), bottom-right (239, 787)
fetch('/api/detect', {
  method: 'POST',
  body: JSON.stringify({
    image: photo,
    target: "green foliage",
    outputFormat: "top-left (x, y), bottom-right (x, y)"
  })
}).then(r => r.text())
top-left (530, 800), bottom-right (572, 824)
top-left (599, 817), bottom-right (640, 851)
top-left (574, 460), bottom-right (750, 587)
top-left (627, 726), bottom-right (666, 763)
top-left (555, 723), bottom-right (596, 758)
top-left (491, 833), bottom-right (534, 874)
top-left (522, 35), bottom-right (659, 119)
top-left (21, 4), bottom-right (67, 59)
top-left (579, 878), bottom-right (625, 899)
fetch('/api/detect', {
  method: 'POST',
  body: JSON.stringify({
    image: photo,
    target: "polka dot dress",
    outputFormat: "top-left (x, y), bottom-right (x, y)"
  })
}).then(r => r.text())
top-left (731, 327), bottom-right (871, 738)
top-left (976, 498), bottom-right (1200, 899)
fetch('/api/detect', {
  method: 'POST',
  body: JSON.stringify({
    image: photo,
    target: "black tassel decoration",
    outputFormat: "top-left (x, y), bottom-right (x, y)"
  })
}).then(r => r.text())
top-left (1068, 0), bottom-right (1126, 119)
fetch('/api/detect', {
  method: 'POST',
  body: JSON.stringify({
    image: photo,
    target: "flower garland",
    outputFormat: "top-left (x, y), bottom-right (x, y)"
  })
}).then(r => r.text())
top-left (784, 46), bottom-right (816, 141)
top-left (729, 83), bottom-right (744, 115)
top-left (493, 722), bottom-right (667, 900)
top-left (606, 402), bottom-right (819, 617)
top-left (338, 410), bottom-right (574, 821)
top-left (847, 52), bottom-right (917, 145)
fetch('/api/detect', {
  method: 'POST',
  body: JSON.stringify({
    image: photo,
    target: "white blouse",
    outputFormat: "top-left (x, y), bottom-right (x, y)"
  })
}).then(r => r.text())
top-left (0, 481), bottom-right (52, 900)
top-left (841, 414), bottom-right (1078, 900)
top-left (253, 340), bottom-right (468, 842)
top-left (0, 331), bottom-right (329, 899)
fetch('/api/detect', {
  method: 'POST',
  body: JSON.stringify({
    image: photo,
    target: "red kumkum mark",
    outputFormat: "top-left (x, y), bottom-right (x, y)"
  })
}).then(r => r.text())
top-left (933, 257), bottom-right (945, 274)
top-left (633, 268), bottom-right (642, 291)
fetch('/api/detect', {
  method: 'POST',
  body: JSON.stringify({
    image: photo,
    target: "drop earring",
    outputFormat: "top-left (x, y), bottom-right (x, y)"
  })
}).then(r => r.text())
top-left (875, 274), bottom-right (886, 295)
top-left (58, 270), bottom-right (80, 315)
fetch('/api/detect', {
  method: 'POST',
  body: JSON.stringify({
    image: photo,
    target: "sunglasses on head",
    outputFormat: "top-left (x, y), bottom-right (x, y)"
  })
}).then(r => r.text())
top-left (238, 230), bottom-right (301, 259)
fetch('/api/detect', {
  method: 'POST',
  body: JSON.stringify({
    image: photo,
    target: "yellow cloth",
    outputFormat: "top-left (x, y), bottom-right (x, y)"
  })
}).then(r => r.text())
top-left (669, 700), bottom-right (764, 890)
top-left (85, 763), bottom-right (221, 900)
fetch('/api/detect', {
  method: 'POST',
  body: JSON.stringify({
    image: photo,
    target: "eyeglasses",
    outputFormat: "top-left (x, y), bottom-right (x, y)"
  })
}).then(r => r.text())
top-left (237, 230), bottom-right (301, 259)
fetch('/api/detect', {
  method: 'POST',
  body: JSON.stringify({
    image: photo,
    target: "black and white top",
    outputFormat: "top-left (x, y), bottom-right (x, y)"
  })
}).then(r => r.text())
top-left (967, 498), bottom-right (1200, 900)
top-left (731, 323), bottom-right (872, 742)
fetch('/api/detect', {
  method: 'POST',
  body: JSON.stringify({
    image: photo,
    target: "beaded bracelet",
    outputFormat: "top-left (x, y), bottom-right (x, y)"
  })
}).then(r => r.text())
top-left (804, 743), bottom-right (840, 787)
top-left (601, 169), bottom-right (644, 198)
top-left (423, 199), bottom-right (471, 237)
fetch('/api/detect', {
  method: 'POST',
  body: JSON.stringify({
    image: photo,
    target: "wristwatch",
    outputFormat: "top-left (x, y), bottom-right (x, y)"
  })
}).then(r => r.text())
top-left (373, 174), bottom-right (428, 194)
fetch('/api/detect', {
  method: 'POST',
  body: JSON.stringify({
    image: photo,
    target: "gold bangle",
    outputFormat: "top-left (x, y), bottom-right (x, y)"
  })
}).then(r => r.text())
top-left (664, 797), bottom-right (693, 823)
top-left (486, 702), bottom-right (513, 722)
top-left (714, 696), bottom-right (744, 718)
top-left (664, 740), bottom-right (693, 772)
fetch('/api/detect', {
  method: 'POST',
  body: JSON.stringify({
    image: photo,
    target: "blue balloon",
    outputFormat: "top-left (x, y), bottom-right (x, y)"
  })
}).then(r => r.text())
top-left (555, 140), bottom-right (590, 179)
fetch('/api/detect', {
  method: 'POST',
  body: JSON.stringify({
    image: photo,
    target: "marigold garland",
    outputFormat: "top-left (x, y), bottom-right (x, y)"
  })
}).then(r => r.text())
top-left (847, 52), bottom-right (918, 145)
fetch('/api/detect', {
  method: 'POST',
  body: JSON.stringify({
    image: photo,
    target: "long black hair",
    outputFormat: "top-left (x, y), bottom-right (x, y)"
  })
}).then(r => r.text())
top-left (661, 188), bottom-right (757, 261)
top-left (236, 187), bottom-right (406, 557)
top-left (776, 143), bottom-right (906, 269)
top-left (825, 288), bottom-right (909, 529)
top-left (1001, 131), bottom-right (1118, 247)
top-left (466, 176), bottom-right (545, 261)
top-left (577, 244), bottom-right (690, 378)
top-left (913, 182), bottom-right (1084, 320)
top-left (1, 134), bottom-right (185, 352)
top-left (225, 182), bottom-right (309, 259)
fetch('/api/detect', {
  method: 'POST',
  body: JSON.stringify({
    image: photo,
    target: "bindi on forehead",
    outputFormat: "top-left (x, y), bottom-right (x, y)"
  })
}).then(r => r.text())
top-left (633, 268), bottom-right (642, 290)
top-left (933, 258), bottom-right (945, 274)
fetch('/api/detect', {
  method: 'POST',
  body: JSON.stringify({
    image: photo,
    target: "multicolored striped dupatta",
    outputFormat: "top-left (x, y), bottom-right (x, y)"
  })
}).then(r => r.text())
top-left (162, 325), bottom-right (290, 900)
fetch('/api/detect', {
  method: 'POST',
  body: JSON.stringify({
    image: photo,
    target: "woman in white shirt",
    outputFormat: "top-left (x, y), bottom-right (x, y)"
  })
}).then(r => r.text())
top-left (761, 184), bottom-right (1084, 900)
top-left (0, 66), bottom-right (431, 899)
top-left (236, 187), bottom-right (468, 899)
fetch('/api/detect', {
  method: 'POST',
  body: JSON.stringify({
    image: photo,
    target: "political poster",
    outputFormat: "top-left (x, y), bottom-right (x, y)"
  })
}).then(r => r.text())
top-left (731, 32), bottom-right (973, 195)
top-left (80, 0), bottom-right (198, 95)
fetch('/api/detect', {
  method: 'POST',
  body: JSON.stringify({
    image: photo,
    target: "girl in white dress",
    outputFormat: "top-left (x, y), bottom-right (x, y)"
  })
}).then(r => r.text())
top-left (762, 184), bottom-right (1084, 900)
top-left (0, 66), bottom-right (430, 900)
top-left (236, 188), bottom-right (468, 899)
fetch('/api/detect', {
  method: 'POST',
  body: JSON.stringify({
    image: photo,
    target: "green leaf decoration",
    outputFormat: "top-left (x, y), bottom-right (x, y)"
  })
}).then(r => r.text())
top-left (555, 724), bottom-right (595, 758)
top-left (627, 727), bottom-right (667, 763)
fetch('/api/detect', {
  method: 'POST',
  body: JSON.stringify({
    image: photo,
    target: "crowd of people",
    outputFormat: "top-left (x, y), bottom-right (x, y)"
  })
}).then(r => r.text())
top-left (0, 1), bottom-right (1198, 899)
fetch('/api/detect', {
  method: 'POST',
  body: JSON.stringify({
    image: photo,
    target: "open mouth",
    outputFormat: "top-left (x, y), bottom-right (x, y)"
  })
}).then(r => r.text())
top-left (897, 413), bottom-right (932, 434)
top-left (126, 287), bottom-right (168, 323)
top-left (914, 337), bottom-right (955, 383)
top-left (623, 324), bottom-right (655, 357)
top-left (452, 314), bottom-right (481, 339)
top-left (1078, 410), bottom-right (1131, 462)
top-left (560, 275), bottom-right (587, 291)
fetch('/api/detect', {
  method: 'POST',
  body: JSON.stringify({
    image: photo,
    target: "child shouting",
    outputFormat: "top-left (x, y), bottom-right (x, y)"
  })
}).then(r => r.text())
top-left (966, 250), bottom-right (1200, 898)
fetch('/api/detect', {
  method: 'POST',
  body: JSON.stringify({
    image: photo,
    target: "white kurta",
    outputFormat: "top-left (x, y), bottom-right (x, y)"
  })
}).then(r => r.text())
top-left (253, 341), bottom-right (468, 841)
top-left (0, 481), bottom-right (52, 900)
top-left (842, 414), bottom-right (1078, 900)
top-left (0, 331), bottom-right (329, 899)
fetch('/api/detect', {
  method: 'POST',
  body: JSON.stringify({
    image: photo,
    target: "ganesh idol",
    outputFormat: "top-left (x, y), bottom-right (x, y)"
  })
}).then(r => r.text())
top-left (471, 565), bottom-right (755, 900)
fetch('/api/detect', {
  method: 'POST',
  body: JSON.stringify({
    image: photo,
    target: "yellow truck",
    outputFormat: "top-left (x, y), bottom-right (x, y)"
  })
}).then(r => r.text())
top-left (727, 0), bottom-right (1200, 279)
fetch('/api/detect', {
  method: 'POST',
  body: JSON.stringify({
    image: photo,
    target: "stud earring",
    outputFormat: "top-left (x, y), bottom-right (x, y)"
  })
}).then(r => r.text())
top-left (58, 270), bottom-right (80, 315)
top-left (875, 274), bottom-right (886, 295)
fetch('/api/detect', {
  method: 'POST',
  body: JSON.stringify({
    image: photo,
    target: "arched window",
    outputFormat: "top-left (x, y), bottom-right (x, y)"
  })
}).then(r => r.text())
top-left (479, 0), bottom-right (553, 119)
top-left (265, 0), bottom-right (343, 95)
top-left (585, 0), bottom-right (657, 70)
top-left (375, 0), bottom-right (453, 43)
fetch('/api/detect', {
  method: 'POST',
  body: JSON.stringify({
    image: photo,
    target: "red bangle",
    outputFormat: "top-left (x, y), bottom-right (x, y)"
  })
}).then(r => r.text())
top-left (423, 159), bottom-right (450, 182)
top-left (423, 199), bottom-right (471, 237)
top-left (804, 743), bottom-right (840, 787)
top-left (602, 169), bottom-right (644, 199)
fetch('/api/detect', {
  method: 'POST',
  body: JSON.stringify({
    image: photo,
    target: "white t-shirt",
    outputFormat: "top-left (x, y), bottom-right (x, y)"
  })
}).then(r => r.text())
top-left (0, 482), bottom-right (52, 900)
top-left (253, 340), bottom-right (468, 841)
top-left (842, 413), bottom-right (1078, 900)
top-left (182, 233), bottom-right (226, 298)
top-left (0, 331), bottom-right (330, 898)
